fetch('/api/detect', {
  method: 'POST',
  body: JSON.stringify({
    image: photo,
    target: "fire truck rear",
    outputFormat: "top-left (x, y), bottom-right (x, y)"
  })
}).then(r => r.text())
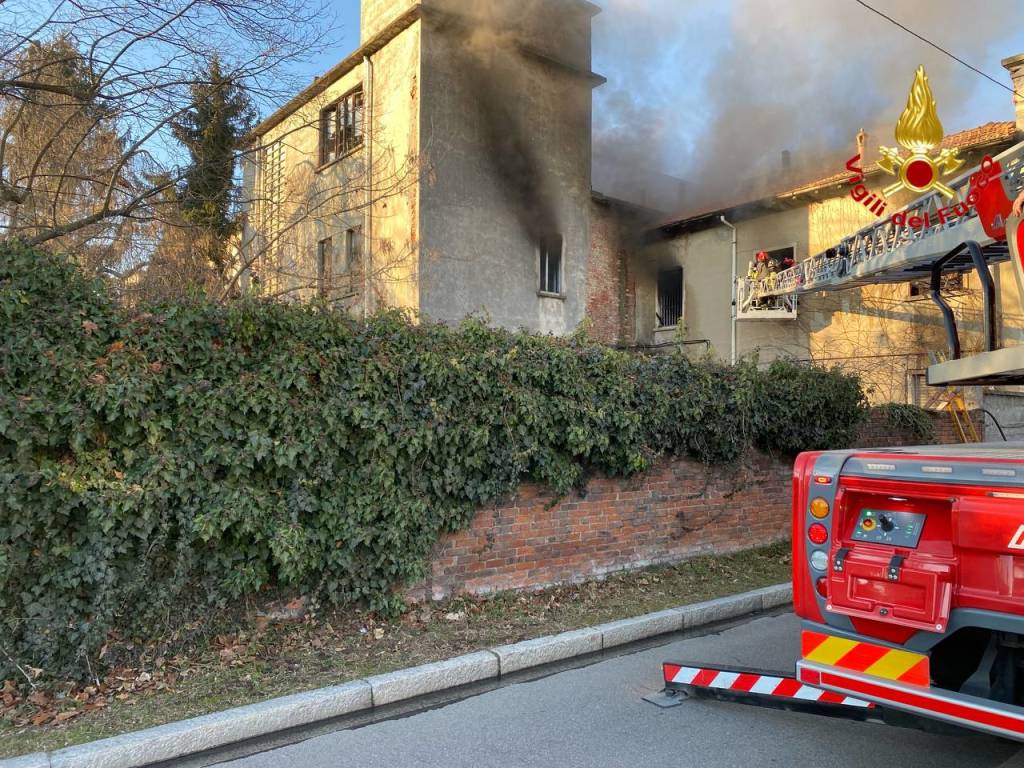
top-left (792, 444), bottom-right (1024, 739)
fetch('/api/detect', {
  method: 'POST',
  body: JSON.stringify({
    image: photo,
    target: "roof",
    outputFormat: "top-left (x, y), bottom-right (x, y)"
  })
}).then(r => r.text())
top-left (659, 120), bottom-right (1019, 233)
top-left (250, 0), bottom-right (604, 140)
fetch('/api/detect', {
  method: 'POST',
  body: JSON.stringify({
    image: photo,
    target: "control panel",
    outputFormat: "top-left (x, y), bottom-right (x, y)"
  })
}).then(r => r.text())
top-left (849, 508), bottom-right (926, 548)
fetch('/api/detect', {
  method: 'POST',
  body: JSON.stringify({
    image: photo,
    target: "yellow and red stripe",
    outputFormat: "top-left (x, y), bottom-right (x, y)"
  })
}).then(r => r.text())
top-left (801, 630), bottom-right (929, 687)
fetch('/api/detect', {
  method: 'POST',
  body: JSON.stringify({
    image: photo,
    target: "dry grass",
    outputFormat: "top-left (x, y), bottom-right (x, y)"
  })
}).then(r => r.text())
top-left (0, 542), bottom-right (791, 758)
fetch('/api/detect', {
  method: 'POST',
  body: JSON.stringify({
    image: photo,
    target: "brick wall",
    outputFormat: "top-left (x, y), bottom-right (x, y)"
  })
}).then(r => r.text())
top-left (411, 408), bottom-right (976, 601)
top-left (854, 408), bottom-right (984, 448)
top-left (411, 450), bottom-right (792, 600)
top-left (586, 199), bottom-right (635, 346)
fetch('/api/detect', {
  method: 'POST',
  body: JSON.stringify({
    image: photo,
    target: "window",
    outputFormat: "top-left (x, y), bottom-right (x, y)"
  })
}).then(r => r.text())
top-left (319, 88), bottom-right (364, 166)
top-left (539, 234), bottom-right (563, 295)
top-left (317, 237), bottom-right (333, 297)
top-left (345, 226), bottom-right (362, 273)
top-left (909, 271), bottom-right (965, 299)
top-left (656, 266), bottom-right (683, 328)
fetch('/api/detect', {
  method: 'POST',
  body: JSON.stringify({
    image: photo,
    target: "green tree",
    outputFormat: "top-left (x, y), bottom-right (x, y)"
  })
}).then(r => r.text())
top-left (171, 56), bottom-right (256, 279)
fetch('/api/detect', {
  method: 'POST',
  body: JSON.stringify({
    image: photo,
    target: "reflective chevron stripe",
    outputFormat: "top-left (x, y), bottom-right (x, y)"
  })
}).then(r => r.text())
top-left (662, 663), bottom-right (873, 708)
top-left (801, 630), bottom-right (929, 687)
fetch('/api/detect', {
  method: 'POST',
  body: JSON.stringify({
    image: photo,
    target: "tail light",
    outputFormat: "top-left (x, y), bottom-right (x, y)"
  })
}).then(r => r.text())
top-left (810, 497), bottom-right (830, 518)
top-left (808, 523), bottom-right (828, 545)
top-left (815, 577), bottom-right (828, 597)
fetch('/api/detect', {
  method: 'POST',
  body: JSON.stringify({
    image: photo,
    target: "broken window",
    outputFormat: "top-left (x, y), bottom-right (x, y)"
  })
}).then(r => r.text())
top-left (319, 88), bottom-right (364, 166)
top-left (656, 266), bottom-right (683, 328)
top-left (539, 234), bottom-right (563, 295)
top-left (317, 236), bottom-right (333, 297)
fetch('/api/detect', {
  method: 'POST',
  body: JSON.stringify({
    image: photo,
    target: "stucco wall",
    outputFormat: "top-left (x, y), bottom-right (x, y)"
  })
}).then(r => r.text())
top-left (364, 19), bottom-right (422, 315)
top-left (640, 206), bottom-right (808, 360)
top-left (240, 9), bottom-right (424, 316)
top-left (416, 4), bottom-right (594, 335)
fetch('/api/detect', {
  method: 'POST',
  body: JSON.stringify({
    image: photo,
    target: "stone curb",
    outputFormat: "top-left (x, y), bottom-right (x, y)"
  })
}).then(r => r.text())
top-left (367, 651), bottom-right (499, 707)
top-left (4, 582), bottom-right (791, 768)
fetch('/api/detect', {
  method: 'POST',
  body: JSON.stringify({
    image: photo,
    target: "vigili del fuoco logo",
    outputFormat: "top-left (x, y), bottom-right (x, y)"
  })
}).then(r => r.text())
top-left (843, 65), bottom-right (1001, 229)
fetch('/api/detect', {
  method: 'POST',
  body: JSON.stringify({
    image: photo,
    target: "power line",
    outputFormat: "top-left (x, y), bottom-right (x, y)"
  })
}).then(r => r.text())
top-left (852, 0), bottom-right (1022, 99)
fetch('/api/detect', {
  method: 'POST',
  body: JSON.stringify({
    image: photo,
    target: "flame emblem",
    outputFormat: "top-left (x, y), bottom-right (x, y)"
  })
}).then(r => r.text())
top-left (877, 66), bottom-right (963, 198)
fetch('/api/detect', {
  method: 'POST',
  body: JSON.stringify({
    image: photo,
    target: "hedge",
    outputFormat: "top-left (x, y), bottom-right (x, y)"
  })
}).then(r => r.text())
top-left (0, 242), bottom-right (867, 680)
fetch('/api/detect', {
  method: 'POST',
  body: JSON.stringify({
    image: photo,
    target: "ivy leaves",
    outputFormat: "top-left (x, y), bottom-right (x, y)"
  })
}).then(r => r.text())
top-left (0, 242), bottom-right (867, 681)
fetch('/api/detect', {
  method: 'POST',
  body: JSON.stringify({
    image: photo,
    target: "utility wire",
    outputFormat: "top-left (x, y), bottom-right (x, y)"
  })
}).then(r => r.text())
top-left (852, 0), bottom-right (1022, 99)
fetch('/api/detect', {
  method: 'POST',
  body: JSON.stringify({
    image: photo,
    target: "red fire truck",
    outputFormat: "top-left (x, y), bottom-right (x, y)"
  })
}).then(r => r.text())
top-left (655, 143), bottom-right (1024, 740)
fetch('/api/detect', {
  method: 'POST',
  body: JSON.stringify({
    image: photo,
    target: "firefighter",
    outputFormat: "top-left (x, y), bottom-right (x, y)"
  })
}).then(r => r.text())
top-left (1013, 188), bottom-right (1024, 217)
top-left (754, 251), bottom-right (770, 281)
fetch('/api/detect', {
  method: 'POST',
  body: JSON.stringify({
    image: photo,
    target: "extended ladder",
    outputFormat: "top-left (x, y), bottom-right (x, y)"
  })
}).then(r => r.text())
top-left (740, 140), bottom-right (1024, 388)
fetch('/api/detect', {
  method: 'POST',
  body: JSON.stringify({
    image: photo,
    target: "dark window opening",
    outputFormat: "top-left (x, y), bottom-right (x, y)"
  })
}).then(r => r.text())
top-left (539, 234), bottom-right (563, 295)
top-left (909, 272), bottom-right (965, 299)
top-left (345, 226), bottom-right (362, 274)
top-left (656, 266), bottom-right (683, 328)
top-left (317, 237), bottom-right (333, 297)
top-left (319, 88), bottom-right (364, 166)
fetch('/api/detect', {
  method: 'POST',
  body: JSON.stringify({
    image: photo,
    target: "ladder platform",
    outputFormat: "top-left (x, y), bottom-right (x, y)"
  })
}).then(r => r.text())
top-left (745, 140), bottom-right (1024, 303)
top-left (928, 346), bottom-right (1024, 386)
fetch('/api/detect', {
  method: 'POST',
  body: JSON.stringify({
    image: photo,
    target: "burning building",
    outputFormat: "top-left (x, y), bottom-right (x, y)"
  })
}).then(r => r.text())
top-left (241, 0), bottom-right (1024, 423)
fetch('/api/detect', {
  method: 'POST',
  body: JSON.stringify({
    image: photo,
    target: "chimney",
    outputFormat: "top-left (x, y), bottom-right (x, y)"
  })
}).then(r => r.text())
top-left (361, 0), bottom-right (421, 44)
top-left (781, 149), bottom-right (792, 172)
top-left (1002, 53), bottom-right (1024, 136)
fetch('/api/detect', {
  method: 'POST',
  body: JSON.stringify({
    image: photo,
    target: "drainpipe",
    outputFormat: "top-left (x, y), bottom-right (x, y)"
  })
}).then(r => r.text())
top-left (363, 54), bottom-right (374, 319)
top-left (720, 215), bottom-right (737, 365)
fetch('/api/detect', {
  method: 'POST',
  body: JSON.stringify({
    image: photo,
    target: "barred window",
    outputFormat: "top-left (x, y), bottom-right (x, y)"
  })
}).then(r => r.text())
top-left (656, 266), bottom-right (683, 328)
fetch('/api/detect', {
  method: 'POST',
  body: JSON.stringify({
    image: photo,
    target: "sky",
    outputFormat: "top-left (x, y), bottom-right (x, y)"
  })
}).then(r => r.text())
top-left (288, 0), bottom-right (1024, 203)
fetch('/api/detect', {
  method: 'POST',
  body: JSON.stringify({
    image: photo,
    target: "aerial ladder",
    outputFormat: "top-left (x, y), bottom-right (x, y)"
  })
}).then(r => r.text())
top-left (740, 139), bottom-right (1024, 389)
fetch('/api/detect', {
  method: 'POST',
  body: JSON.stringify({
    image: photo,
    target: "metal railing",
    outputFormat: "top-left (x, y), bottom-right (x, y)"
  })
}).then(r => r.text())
top-left (743, 140), bottom-right (1024, 303)
top-left (736, 278), bottom-right (798, 316)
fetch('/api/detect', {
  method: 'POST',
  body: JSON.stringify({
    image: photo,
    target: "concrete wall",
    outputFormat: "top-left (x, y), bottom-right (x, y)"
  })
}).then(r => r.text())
top-left (416, 1), bottom-right (595, 334)
top-left (639, 206), bottom-right (808, 359)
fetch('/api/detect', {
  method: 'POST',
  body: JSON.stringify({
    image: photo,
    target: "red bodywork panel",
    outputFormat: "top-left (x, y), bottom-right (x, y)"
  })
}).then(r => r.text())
top-left (793, 448), bottom-right (1024, 646)
top-left (970, 156), bottom-right (1013, 241)
top-left (791, 451), bottom-right (825, 623)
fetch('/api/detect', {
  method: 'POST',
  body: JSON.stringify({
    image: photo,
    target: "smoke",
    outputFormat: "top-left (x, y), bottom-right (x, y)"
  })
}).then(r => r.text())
top-left (593, 0), bottom-right (1024, 213)
top-left (434, 0), bottom-right (572, 241)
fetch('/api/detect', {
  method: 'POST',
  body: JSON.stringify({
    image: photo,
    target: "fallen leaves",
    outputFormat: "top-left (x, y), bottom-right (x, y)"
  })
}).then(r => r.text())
top-left (2, 544), bottom-right (791, 739)
top-left (1, 662), bottom-right (184, 729)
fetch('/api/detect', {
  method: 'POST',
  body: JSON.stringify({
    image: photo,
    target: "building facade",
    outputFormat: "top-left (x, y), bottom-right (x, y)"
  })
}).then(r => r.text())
top-left (638, 113), bottom-right (1023, 404)
top-left (241, 0), bottom-right (1024, 414)
top-left (241, 0), bottom-right (604, 336)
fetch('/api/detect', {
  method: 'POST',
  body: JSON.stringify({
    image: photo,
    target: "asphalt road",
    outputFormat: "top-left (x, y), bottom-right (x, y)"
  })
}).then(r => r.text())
top-left (221, 612), bottom-right (1024, 768)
